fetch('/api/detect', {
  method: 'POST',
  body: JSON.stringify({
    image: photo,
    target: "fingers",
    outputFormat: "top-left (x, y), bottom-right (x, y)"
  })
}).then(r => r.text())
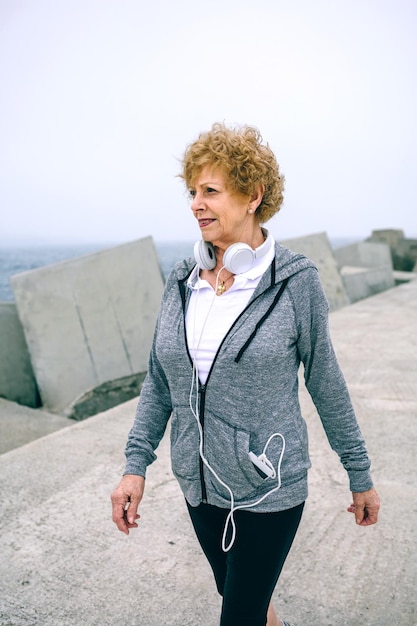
top-left (357, 500), bottom-right (380, 526)
top-left (111, 474), bottom-right (145, 534)
top-left (350, 487), bottom-right (381, 527)
top-left (125, 495), bottom-right (141, 525)
top-left (123, 507), bottom-right (140, 530)
top-left (354, 503), bottom-right (366, 526)
top-left (112, 500), bottom-right (130, 534)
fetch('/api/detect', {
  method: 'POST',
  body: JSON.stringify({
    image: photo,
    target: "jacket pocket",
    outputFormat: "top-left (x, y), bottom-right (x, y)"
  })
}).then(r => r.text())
top-left (202, 410), bottom-right (274, 501)
top-left (170, 407), bottom-right (201, 481)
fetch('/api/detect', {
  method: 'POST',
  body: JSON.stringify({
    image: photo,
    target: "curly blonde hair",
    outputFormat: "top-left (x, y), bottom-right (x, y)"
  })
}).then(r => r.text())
top-left (179, 123), bottom-right (284, 222)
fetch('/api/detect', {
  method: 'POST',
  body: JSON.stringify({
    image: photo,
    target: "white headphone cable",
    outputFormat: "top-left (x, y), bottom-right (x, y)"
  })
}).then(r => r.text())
top-left (188, 264), bottom-right (285, 552)
top-left (220, 433), bottom-right (285, 552)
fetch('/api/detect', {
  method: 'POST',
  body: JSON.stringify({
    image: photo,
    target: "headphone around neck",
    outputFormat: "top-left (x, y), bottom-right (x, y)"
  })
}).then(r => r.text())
top-left (193, 231), bottom-right (272, 275)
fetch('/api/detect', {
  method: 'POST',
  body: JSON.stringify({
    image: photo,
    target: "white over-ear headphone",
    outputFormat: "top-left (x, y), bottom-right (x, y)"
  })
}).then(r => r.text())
top-left (193, 231), bottom-right (272, 275)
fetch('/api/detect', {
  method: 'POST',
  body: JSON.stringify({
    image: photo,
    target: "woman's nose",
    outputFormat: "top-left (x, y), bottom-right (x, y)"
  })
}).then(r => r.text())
top-left (191, 192), bottom-right (203, 212)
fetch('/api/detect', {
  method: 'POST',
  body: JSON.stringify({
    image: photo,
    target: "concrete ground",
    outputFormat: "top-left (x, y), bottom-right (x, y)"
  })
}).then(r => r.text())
top-left (0, 399), bottom-right (73, 454)
top-left (0, 280), bottom-right (416, 626)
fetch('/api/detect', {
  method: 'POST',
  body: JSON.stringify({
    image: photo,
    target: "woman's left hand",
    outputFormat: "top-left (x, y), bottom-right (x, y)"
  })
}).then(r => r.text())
top-left (347, 487), bottom-right (380, 526)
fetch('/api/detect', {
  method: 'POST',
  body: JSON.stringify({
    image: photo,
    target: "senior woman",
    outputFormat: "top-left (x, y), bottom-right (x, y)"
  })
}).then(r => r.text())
top-left (111, 123), bottom-right (380, 626)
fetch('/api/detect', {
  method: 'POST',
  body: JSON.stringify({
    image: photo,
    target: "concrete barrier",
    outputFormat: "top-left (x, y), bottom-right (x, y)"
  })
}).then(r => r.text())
top-left (0, 397), bottom-right (71, 454)
top-left (279, 231), bottom-right (349, 310)
top-left (340, 265), bottom-right (395, 304)
top-left (366, 228), bottom-right (405, 249)
top-left (11, 237), bottom-right (165, 419)
top-left (333, 241), bottom-right (395, 303)
top-left (396, 237), bottom-right (417, 270)
top-left (0, 302), bottom-right (40, 408)
top-left (367, 228), bottom-right (417, 271)
top-left (333, 240), bottom-right (392, 269)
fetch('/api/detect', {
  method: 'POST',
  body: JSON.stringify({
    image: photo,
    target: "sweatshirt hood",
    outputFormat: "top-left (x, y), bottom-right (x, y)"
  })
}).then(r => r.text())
top-left (272, 242), bottom-right (317, 282)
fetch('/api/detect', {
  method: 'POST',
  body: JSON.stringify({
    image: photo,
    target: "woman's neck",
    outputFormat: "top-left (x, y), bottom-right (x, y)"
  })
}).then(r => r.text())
top-left (212, 226), bottom-right (265, 269)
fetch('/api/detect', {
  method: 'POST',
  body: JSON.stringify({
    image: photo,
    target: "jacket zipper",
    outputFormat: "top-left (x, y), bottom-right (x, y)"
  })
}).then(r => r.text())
top-left (178, 264), bottom-right (287, 503)
top-left (198, 384), bottom-right (208, 502)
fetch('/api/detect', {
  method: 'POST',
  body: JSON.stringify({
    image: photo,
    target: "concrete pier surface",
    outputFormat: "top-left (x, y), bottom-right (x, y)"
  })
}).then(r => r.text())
top-left (0, 280), bottom-right (416, 626)
top-left (0, 399), bottom-right (72, 454)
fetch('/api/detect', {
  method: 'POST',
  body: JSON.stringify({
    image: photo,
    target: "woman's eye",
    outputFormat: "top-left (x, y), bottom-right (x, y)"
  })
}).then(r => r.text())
top-left (189, 187), bottom-right (217, 198)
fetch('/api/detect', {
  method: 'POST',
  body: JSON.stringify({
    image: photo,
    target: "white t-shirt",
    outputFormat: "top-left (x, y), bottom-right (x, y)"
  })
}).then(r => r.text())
top-left (185, 232), bottom-right (275, 384)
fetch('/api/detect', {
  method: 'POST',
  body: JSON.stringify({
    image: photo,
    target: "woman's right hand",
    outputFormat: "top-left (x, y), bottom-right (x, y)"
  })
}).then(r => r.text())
top-left (111, 474), bottom-right (145, 534)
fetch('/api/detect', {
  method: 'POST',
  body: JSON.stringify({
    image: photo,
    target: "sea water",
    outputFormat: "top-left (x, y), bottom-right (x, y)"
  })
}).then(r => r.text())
top-left (0, 241), bottom-right (195, 301)
top-left (0, 238), bottom-right (355, 302)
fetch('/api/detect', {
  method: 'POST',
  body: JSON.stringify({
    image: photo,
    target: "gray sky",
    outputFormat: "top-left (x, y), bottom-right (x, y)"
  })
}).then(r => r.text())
top-left (1, 0), bottom-right (416, 245)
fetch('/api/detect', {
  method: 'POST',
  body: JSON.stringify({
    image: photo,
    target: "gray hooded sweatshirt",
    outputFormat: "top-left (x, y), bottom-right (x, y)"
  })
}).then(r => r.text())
top-left (124, 243), bottom-right (373, 512)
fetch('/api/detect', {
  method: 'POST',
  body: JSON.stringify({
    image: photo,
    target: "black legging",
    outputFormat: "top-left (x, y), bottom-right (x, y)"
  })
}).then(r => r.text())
top-left (186, 501), bottom-right (304, 626)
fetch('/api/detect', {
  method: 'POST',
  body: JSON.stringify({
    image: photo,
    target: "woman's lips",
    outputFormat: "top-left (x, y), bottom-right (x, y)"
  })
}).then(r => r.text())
top-left (199, 219), bottom-right (215, 228)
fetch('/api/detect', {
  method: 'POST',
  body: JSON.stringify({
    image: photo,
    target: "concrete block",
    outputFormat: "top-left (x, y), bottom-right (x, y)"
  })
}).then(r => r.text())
top-left (333, 241), bottom-right (393, 270)
top-left (393, 270), bottom-right (417, 284)
top-left (0, 397), bottom-right (71, 454)
top-left (366, 229), bottom-right (417, 271)
top-left (396, 237), bottom-right (417, 271)
top-left (11, 237), bottom-right (165, 419)
top-left (340, 265), bottom-right (395, 303)
top-left (367, 228), bottom-right (405, 248)
top-left (279, 232), bottom-right (349, 310)
top-left (334, 241), bottom-right (395, 303)
top-left (0, 302), bottom-right (40, 408)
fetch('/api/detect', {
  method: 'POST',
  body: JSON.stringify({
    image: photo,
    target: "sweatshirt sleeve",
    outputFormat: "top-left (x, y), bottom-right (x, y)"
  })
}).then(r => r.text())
top-left (291, 268), bottom-right (374, 493)
top-left (123, 294), bottom-right (173, 477)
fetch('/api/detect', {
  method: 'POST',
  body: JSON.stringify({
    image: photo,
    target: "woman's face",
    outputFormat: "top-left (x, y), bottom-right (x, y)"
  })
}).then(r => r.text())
top-left (189, 166), bottom-right (259, 250)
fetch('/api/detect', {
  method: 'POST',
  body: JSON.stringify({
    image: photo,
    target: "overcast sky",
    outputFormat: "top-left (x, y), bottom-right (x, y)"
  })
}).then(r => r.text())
top-left (1, 0), bottom-right (416, 246)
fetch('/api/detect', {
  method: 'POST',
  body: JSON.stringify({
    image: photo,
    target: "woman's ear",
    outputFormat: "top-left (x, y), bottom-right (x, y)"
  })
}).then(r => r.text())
top-left (249, 183), bottom-right (265, 212)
